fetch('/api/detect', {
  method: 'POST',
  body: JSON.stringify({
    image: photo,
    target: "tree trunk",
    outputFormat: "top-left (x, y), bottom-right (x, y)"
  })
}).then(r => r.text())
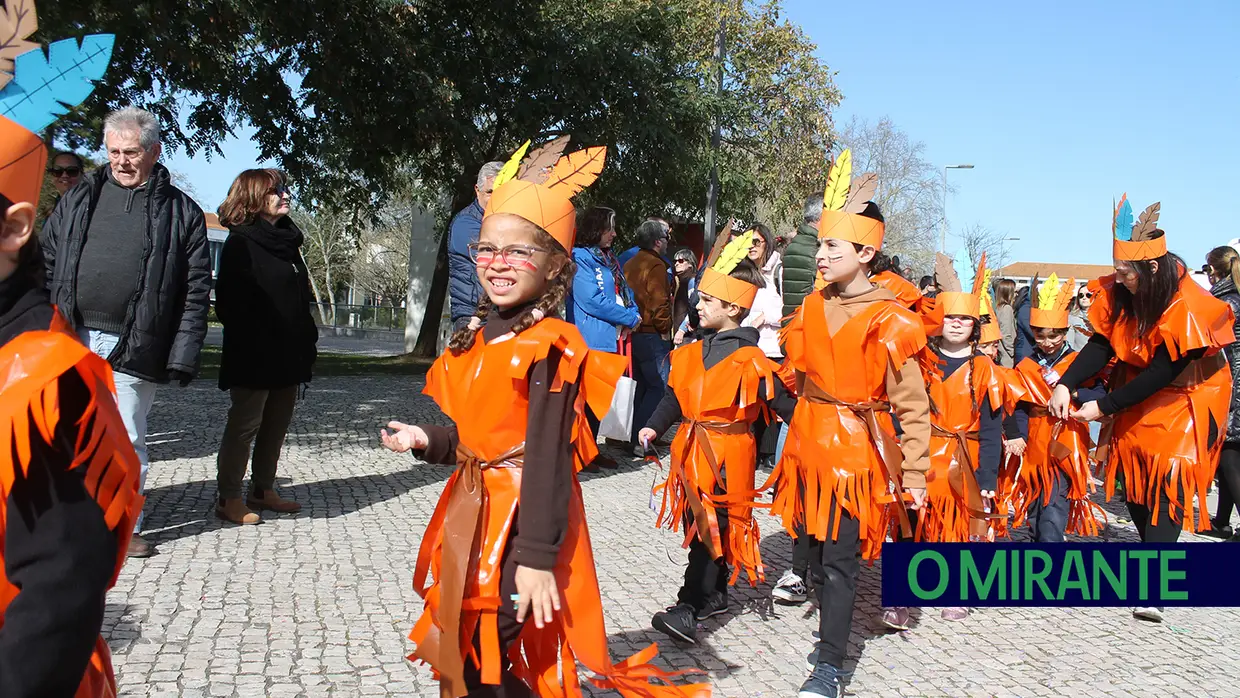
top-left (307, 262), bottom-right (329, 325)
top-left (412, 181), bottom-right (476, 357)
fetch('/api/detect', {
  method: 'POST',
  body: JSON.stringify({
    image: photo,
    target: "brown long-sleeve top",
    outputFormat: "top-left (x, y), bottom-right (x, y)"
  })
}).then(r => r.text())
top-left (416, 303), bottom-right (578, 571)
top-left (624, 249), bottom-right (672, 335)
top-left (809, 285), bottom-right (932, 489)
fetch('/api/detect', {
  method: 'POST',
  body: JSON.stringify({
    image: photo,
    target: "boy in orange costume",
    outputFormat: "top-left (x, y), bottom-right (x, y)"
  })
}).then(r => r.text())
top-left (771, 149), bottom-right (933, 698)
top-left (1052, 196), bottom-right (1234, 623)
top-left (1008, 275), bottom-right (1107, 541)
top-left (380, 138), bottom-right (707, 697)
top-left (0, 16), bottom-right (144, 696)
top-left (637, 232), bottom-right (796, 644)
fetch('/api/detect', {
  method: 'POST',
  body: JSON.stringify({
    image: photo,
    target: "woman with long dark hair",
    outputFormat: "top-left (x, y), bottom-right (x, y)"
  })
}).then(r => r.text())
top-left (1203, 246), bottom-right (1240, 539)
top-left (1052, 199), bottom-right (1233, 623)
top-left (994, 278), bottom-right (1017, 367)
top-left (213, 169), bottom-right (318, 524)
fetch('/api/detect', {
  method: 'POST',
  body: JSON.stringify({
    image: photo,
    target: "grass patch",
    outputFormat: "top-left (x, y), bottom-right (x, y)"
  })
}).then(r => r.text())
top-left (197, 346), bottom-right (434, 379)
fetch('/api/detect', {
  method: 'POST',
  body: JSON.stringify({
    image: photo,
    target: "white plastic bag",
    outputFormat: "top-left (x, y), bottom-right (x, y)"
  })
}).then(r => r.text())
top-left (597, 376), bottom-right (636, 442)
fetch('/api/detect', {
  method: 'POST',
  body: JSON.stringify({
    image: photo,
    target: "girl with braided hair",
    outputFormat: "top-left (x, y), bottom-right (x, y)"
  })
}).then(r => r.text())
top-left (379, 138), bottom-right (707, 697)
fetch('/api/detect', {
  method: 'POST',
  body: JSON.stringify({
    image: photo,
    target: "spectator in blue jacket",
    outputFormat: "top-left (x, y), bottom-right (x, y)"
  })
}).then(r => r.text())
top-left (568, 207), bottom-right (641, 470)
top-left (446, 161), bottom-right (504, 332)
top-left (1012, 282), bottom-right (1036, 363)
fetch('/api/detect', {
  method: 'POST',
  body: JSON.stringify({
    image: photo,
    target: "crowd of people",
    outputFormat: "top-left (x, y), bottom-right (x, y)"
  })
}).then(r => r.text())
top-left (1, 21), bottom-right (1237, 697)
top-left (426, 148), bottom-right (1239, 698)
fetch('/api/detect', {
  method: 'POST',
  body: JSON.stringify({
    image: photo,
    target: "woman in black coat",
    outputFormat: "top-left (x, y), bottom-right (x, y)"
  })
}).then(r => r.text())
top-left (213, 169), bottom-right (318, 524)
top-left (1205, 246), bottom-right (1240, 538)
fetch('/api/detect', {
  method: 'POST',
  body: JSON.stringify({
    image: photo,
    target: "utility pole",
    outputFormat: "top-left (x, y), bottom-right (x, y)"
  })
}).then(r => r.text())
top-left (702, 14), bottom-right (726, 259)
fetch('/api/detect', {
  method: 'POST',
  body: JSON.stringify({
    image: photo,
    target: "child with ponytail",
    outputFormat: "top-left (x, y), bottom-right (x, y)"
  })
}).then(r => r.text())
top-left (380, 137), bottom-right (706, 697)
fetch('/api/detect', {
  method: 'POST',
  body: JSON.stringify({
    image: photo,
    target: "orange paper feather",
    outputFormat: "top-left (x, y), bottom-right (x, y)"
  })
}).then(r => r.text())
top-left (545, 146), bottom-right (607, 197)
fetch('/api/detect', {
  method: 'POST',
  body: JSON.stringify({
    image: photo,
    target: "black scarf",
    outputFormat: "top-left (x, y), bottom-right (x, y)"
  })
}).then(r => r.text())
top-left (228, 215), bottom-right (305, 261)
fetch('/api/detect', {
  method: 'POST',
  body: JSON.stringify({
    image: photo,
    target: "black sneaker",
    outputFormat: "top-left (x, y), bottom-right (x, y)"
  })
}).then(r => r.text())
top-left (696, 591), bottom-right (729, 620)
top-left (652, 603), bottom-right (698, 643)
top-left (798, 662), bottom-right (845, 698)
top-left (1201, 524), bottom-right (1233, 540)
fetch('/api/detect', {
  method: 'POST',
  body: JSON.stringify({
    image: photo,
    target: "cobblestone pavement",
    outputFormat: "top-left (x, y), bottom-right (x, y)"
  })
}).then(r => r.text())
top-left (109, 376), bottom-right (1240, 697)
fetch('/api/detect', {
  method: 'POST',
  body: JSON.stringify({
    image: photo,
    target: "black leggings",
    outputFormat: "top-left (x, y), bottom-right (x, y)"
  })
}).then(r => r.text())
top-left (792, 523), bottom-right (824, 584)
top-left (462, 533), bottom-right (531, 697)
top-left (1214, 443), bottom-right (1240, 528)
top-left (814, 501), bottom-right (862, 670)
top-left (1124, 487), bottom-right (1182, 544)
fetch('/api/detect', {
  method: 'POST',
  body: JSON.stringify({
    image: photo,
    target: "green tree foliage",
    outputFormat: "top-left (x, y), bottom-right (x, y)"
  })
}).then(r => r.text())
top-left (41, 0), bottom-right (839, 353)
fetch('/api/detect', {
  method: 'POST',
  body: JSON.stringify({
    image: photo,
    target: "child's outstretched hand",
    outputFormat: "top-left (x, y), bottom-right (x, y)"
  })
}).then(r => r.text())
top-left (637, 427), bottom-right (658, 450)
top-left (380, 421), bottom-right (428, 453)
top-left (514, 565), bottom-right (561, 629)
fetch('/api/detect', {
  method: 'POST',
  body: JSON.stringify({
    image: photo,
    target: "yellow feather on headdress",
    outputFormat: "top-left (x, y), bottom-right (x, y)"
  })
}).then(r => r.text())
top-left (978, 268), bottom-right (994, 316)
top-left (713, 230), bottom-right (755, 275)
top-left (491, 139), bottom-right (531, 190)
top-left (823, 148), bottom-right (852, 212)
top-left (1035, 273), bottom-right (1061, 311)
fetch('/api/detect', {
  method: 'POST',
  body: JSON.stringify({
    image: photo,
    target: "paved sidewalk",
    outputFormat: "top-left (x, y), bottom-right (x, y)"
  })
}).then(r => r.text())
top-left (108, 376), bottom-right (1240, 697)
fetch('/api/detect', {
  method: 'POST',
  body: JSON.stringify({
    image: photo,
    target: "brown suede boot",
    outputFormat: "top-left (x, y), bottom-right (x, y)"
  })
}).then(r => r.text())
top-left (247, 489), bottom-right (302, 513)
top-left (216, 498), bottom-right (261, 525)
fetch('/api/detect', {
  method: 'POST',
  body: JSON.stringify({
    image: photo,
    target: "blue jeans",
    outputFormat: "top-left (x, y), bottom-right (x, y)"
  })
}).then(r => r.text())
top-left (775, 421), bottom-right (789, 463)
top-left (630, 332), bottom-right (670, 444)
top-left (83, 330), bottom-right (157, 531)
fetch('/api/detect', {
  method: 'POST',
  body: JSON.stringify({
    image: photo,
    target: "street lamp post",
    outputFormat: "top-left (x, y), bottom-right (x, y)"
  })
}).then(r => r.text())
top-left (941, 164), bottom-right (975, 252)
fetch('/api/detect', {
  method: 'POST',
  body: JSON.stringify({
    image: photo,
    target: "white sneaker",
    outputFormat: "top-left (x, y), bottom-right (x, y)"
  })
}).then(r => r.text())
top-left (772, 569), bottom-right (808, 604)
top-left (1133, 607), bottom-right (1164, 623)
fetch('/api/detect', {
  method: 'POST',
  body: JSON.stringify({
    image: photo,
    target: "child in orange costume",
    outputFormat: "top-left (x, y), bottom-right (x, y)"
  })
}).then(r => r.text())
top-left (0, 20), bottom-right (143, 698)
top-left (380, 138), bottom-right (707, 697)
top-left (1052, 197), bottom-right (1233, 623)
top-left (1008, 276), bottom-right (1108, 541)
top-left (636, 234), bottom-right (796, 645)
top-left (770, 150), bottom-right (933, 698)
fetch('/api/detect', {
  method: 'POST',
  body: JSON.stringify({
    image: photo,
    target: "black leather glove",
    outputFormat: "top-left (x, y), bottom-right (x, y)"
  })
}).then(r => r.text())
top-left (170, 370), bottom-right (194, 387)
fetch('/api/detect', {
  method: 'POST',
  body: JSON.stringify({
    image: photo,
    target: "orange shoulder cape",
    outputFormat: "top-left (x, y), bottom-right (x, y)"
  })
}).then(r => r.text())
top-left (1087, 273), bottom-right (1235, 366)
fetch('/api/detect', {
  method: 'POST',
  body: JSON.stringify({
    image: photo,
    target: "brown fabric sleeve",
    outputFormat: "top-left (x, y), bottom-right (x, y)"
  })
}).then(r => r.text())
top-left (512, 348), bottom-right (579, 571)
top-left (648, 259), bottom-right (673, 334)
top-left (416, 424), bottom-right (459, 465)
top-left (886, 358), bottom-right (931, 489)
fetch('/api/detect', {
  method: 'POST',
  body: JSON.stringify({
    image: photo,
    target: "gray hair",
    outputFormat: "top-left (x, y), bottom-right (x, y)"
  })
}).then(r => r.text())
top-left (802, 193), bottom-right (824, 225)
top-left (476, 161), bottom-right (504, 189)
top-left (103, 107), bottom-right (161, 149)
top-left (635, 220), bottom-right (668, 250)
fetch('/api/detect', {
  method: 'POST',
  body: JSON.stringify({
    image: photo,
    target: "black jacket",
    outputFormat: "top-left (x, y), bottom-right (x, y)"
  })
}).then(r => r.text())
top-left (1211, 277), bottom-right (1240, 443)
top-left (215, 217), bottom-right (318, 390)
top-left (41, 164), bottom-right (212, 383)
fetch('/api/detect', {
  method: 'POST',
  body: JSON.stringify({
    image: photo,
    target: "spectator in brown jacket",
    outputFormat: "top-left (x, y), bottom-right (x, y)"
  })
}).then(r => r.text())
top-left (624, 220), bottom-right (673, 450)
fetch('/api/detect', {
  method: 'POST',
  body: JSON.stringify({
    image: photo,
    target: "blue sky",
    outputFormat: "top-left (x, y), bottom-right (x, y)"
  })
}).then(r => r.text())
top-left (162, 0), bottom-right (1231, 270)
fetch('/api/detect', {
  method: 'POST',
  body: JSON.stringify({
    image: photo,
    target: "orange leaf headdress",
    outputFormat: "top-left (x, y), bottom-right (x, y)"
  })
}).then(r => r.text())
top-left (1029, 273), bottom-right (1075, 330)
top-left (483, 136), bottom-right (607, 251)
top-left (1111, 193), bottom-right (1166, 262)
top-left (815, 148), bottom-right (885, 249)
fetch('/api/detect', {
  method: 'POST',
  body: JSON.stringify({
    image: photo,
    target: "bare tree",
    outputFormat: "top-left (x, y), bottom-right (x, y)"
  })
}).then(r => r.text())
top-left (296, 205), bottom-right (358, 325)
top-left (352, 209), bottom-right (412, 307)
top-left (960, 223), bottom-right (1013, 273)
top-left (836, 116), bottom-right (942, 275)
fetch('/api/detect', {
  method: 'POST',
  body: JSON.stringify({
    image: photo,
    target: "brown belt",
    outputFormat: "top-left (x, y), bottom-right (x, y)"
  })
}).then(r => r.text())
top-left (676, 419), bottom-right (750, 560)
top-left (801, 381), bottom-right (913, 538)
top-left (424, 443), bottom-right (524, 698)
top-left (931, 424), bottom-right (1004, 524)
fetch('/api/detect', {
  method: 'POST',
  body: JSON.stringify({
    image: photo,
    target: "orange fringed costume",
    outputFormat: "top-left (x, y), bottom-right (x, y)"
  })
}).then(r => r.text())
top-left (871, 270), bottom-right (924, 312)
top-left (1011, 352), bottom-right (1106, 536)
top-left (773, 291), bottom-right (935, 560)
top-left (0, 313), bottom-right (143, 698)
top-left (656, 342), bottom-right (780, 585)
top-left (1086, 272), bottom-right (1234, 530)
top-left (411, 319), bottom-right (704, 697)
top-left (921, 354), bottom-right (1021, 542)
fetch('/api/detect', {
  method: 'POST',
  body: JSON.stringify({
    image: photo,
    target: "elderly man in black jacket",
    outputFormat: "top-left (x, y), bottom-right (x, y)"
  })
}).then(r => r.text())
top-left (40, 106), bottom-right (211, 558)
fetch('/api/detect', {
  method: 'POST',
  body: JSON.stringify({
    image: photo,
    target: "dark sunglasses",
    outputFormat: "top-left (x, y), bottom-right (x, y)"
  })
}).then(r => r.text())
top-left (1077, 291), bottom-right (1093, 300)
top-left (48, 166), bottom-right (82, 177)
top-left (269, 184), bottom-right (290, 196)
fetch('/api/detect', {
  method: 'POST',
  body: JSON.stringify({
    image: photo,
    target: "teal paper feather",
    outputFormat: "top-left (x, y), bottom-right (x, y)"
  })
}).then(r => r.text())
top-left (953, 247), bottom-right (974, 292)
top-left (1114, 198), bottom-right (1134, 242)
top-left (0, 35), bottom-right (115, 133)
